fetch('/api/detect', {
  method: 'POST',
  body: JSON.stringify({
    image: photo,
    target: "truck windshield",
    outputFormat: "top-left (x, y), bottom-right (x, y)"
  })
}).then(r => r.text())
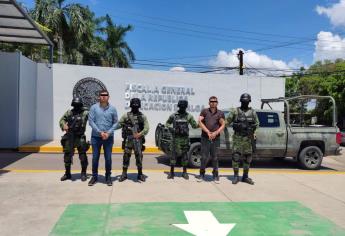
top-left (257, 112), bottom-right (280, 127)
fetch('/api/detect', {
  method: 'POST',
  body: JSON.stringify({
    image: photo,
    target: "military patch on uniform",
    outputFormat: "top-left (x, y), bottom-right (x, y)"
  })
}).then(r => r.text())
top-left (73, 77), bottom-right (107, 109)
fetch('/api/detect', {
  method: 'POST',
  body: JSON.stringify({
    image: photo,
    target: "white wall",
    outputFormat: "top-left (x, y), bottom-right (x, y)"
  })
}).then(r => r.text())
top-left (18, 55), bottom-right (37, 146)
top-left (36, 63), bottom-right (53, 140)
top-left (0, 52), bottom-right (20, 148)
top-left (53, 64), bottom-right (285, 146)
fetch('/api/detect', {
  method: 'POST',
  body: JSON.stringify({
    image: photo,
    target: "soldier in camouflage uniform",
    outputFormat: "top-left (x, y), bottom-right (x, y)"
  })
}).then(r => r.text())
top-left (165, 100), bottom-right (198, 180)
top-left (117, 98), bottom-right (149, 182)
top-left (226, 93), bottom-right (259, 185)
top-left (59, 97), bottom-right (90, 181)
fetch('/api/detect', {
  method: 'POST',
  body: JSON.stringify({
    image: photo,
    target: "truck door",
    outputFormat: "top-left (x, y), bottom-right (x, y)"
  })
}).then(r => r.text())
top-left (256, 111), bottom-right (287, 157)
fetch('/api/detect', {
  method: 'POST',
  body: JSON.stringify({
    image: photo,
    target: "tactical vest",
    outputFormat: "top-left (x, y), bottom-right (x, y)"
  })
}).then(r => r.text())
top-left (173, 113), bottom-right (189, 136)
top-left (122, 112), bottom-right (145, 138)
top-left (67, 109), bottom-right (86, 135)
top-left (232, 107), bottom-right (256, 136)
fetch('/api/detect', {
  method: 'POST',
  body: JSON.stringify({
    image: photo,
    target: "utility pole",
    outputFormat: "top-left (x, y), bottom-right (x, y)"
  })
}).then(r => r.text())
top-left (58, 36), bottom-right (63, 63)
top-left (237, 50), bottom-right (244, 75)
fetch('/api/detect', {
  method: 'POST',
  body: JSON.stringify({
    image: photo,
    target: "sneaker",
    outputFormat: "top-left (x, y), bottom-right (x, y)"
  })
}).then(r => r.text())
top-left (212, 170), bottom-right (219, 182)
top-left (88, 176), bottom-right (97, 186)
top-left (213, 175), bottom-right (220, 182)
top-left (106, 177), bottom-right (113, 186)
top-left (196, 173), bottom-right (205, 182)
top-left (60, 174), bottom-right (71, 181)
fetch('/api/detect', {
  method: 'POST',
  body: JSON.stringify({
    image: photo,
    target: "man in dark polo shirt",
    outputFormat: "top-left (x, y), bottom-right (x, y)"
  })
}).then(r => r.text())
top-left (197, 96), bottom-right (225, 181)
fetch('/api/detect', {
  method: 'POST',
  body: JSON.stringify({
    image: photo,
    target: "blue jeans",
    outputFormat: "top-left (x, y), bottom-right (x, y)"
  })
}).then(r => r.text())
top-left (91, 136), bottom-right (114, 178)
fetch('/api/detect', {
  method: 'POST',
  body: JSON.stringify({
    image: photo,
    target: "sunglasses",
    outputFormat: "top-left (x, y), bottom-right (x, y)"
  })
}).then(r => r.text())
top-left (209, 100), bottom-right (218, 103)
top-left (100, 94), bottom-right (109, 97)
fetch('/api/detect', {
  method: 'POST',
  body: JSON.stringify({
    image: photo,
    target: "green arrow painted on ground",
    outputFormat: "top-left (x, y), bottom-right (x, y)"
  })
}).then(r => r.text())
top-left (173, 211), bottom-right (236, 235)
top-left (50, 202), bottom-right (345, 236)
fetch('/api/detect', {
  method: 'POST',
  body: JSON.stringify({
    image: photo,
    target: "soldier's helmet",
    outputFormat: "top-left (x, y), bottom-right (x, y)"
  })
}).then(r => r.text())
top-left (71, 97), bottom-right (83, 107)
top-left (240, 93), bottom-right (251, 103)
top-left (130, 98), bottom-right (141, 108)
top-left (177, 100), bottom-right (188, 109)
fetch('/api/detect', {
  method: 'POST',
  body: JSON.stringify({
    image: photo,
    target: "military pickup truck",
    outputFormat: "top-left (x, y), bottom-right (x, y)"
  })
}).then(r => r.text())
top-left (155, 96), bottom-right (341, 170)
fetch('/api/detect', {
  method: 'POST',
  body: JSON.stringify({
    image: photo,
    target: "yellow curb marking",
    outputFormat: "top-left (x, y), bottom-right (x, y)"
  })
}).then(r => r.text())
top-left (18, 146), bottom-right (162, 154)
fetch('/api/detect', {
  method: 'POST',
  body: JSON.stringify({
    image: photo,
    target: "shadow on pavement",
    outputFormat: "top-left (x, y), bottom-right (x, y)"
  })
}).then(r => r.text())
top-left (0, 152), bottom-right (31, 173)
top-left (154, 154), bottom-right (336, 170)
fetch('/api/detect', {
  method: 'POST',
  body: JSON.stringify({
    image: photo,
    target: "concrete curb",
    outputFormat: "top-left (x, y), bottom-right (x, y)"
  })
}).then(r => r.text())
top-left (18, 145), bottom-right (162, 154)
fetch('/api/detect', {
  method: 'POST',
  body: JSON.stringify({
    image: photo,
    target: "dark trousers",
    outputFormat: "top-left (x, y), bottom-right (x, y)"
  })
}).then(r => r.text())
top-left (200, 136), bottom-right (220, 171)
top-left (91, 136), bottom-right (114, 178)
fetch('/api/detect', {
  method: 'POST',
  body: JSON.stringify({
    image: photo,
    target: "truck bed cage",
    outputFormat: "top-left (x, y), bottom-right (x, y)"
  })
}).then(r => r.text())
top-left (260, 95), bottom-right (337, 126)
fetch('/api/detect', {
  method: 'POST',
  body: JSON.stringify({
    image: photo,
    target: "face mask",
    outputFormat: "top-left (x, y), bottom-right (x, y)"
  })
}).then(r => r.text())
top-left (178, 107), bottom-right (187, 113)
top-left (241, 101), bottom-right (249, 108)
top-left (131, 106), bottom-right (139, 113)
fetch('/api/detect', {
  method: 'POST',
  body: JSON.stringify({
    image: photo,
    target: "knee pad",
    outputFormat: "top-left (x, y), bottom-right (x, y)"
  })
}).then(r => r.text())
top-left (232, 152), bottom-right (241, 162)
top-left (124, 152), bottom-right (131, 159)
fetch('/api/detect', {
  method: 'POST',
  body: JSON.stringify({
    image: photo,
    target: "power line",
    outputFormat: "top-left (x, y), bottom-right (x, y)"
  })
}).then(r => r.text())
top-left (110, 10), bottom-right (345, 44)
top-left (110, 10), bottom-right (316, 41)
top-left (111, 14), bottom-right (314, 47)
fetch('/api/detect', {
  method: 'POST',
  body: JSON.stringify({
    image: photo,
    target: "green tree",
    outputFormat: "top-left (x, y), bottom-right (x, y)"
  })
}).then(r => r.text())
top-left (285, 60), bottom-right (345, 128)
top-left (30, 0), bottom-right (97, 64)
top-left (99, 14), bottom-right (135, 68)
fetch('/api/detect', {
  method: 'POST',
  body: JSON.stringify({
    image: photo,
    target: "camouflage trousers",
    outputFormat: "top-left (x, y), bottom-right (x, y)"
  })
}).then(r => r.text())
top-left (60, 134), bottom-right (89, 168)
top-left (169, 136), bottom-right (190, 167)
top-left (123, 138), bottom-right (144, 168)
top-left (232, 135), bottom-right (253, 170)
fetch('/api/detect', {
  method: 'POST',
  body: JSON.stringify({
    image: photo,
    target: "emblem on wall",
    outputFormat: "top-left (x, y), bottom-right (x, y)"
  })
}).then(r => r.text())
top-left (73, 77), bottom-right (107, 109)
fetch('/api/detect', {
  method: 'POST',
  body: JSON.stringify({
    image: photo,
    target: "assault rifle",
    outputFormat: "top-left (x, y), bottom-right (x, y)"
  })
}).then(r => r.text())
top-left (61, 114), bottom-right (80, 162)
top-left (128, 114), bottom-right (143, 160)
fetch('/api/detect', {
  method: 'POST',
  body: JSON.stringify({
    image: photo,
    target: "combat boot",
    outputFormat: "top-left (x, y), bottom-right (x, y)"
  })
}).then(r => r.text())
top-left (196, 169), bottom-right (205, 182)
top-left (167, 166), bottom-right (175, 179)
top-left (212, 169), bottom-right (219, 182)
top-left (242, 170), bottom-right (254, 185)
top-left (137, 167), bottom-right (146, 182)
top-left (181, 167), bottom-right (189, 180)
top-left (119, 167), bottom-right (128, 182)
top-left (80, 172), bottom-right (87, 182)
top-left (80, 164), bottom-right (87, 182)
top-left (60, 165), bottom-right (71, 181)
top-left (232, 168), bottom-right (240, 185)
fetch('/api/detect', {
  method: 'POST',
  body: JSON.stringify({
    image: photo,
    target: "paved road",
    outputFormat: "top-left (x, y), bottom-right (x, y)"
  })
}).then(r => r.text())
top-left (1, 149), bottom-right (345, 172)
top-left (1, 150), bottom-right (345, 235)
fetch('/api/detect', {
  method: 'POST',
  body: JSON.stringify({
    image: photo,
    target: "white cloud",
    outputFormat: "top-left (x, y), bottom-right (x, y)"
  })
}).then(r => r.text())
top-left (316, 0), bottom-right (345, 28)
top-left (169, 66), bottom-right (186, 72)
top-left (288, 58), bottom-right (306, 70)
top-left (209, 49), bottom-right (297, 75)
top-left (313, 31), bottom-right (345, 61)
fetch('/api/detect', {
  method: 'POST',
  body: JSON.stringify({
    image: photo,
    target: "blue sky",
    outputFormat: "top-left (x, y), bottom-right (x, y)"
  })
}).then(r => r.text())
top-left (20, 0), bottom-right (345, 73)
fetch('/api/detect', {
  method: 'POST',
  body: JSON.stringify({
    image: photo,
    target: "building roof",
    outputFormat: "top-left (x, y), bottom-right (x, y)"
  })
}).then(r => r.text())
top-left (0, 0), bottom-right (53, 46)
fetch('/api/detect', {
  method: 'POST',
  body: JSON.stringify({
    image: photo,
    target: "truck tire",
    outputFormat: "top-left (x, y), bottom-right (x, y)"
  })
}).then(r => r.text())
top-left (188, 142), bottom-right (202, 168)
top-left (155, 124), bottom-right (163, 147)
top-left (298, 146), bottom-right (323, 170)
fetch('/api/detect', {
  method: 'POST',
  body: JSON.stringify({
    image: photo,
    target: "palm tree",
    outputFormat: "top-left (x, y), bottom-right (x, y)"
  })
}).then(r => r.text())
top-left (31, 0), bottom-right (97, 64)
top-left (99, 14), bottom-right (135, 68)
